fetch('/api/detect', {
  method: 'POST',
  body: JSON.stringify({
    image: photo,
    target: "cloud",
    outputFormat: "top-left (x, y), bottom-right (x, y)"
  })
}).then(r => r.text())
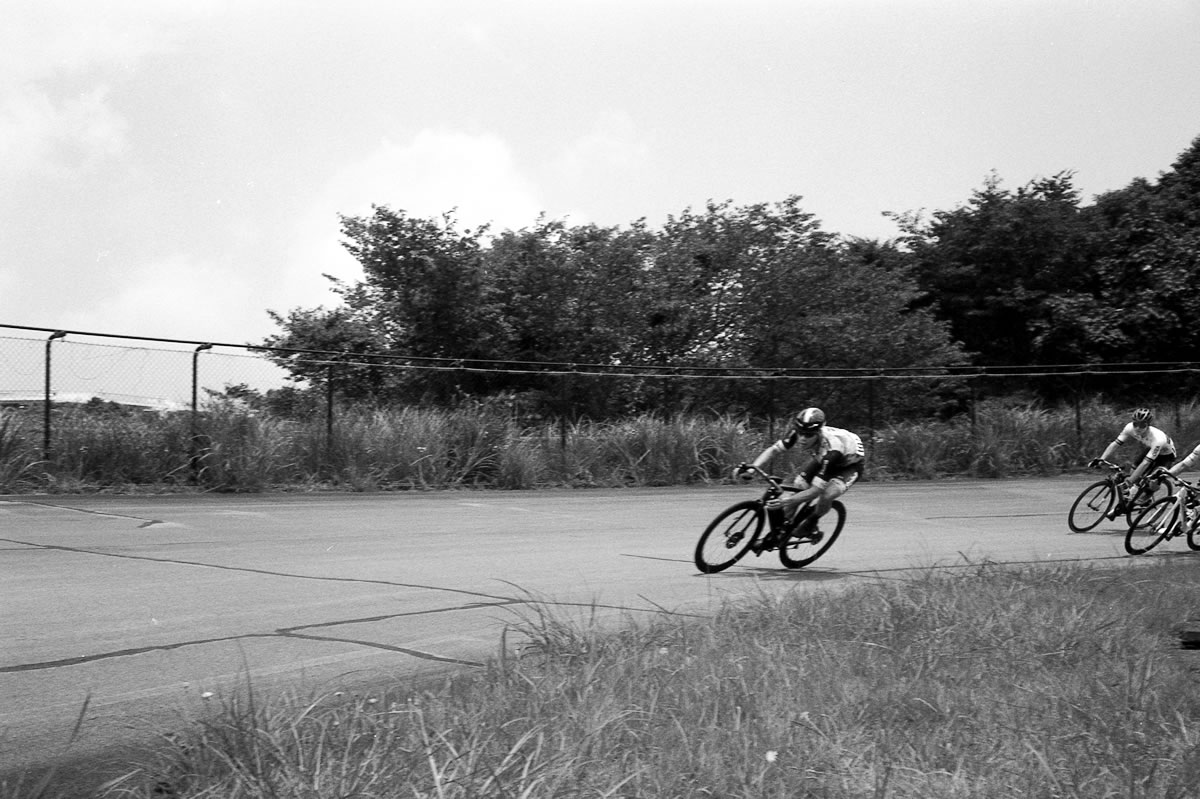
top-left (55, 253), bottom-right (263, 343)
top-left (321, 129), bottom-right (545, 232)
top-left (552, 111), bottom-right (649, 183)
top-left (278, 129), bottom-right (548, 316)
top-left (0, 0), bottom-right (216, 177)
top-left (0, 86), bottom-right (128, 176)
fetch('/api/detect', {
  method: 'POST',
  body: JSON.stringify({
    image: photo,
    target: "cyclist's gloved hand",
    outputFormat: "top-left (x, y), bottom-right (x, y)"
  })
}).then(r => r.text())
top-left (1088, 458), bottom-right (1103, 469)
top-left (734, 464), bottom-right (755, 481)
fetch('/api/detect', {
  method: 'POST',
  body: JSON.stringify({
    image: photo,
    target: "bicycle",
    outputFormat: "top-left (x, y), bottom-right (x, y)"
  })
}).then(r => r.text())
top-left (1067, 459), bottom-right (1168, 533)
top-left (693, 464), bottom-right (846, 573)
top-left (1125, 469), bottom-right (1200, 555)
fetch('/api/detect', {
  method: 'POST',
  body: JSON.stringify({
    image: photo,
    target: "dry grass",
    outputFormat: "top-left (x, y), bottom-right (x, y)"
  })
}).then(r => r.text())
top-left (16, 560), bottom-right (1192, 799)
top-left (5, 398), bottom-right (1199, 492)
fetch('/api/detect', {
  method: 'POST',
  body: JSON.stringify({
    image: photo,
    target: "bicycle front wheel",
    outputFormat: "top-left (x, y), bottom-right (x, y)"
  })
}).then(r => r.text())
top-left (779, 501), bottom-right (845, 569)
top-left (694, 500), bottom-right (763, 573)
top-left (1068, 480), bottom-right (1116, 532)
top-left (1125, 497), bottom-right (1177, 555)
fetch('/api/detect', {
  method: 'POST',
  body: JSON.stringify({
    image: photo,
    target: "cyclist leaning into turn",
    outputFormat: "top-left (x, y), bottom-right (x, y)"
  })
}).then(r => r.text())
top-left (1089, 407), bottom-right (1176, 506)
top-left (736, 407), bottom-right (865, 539)
top-left (1164, 440), bottom-right (1200, 478)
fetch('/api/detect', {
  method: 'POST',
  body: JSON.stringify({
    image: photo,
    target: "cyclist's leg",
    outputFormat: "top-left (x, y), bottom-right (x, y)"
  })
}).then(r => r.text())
top-left (1130, 452), bottom-right (1175, 508)
top-left (802, 464), bottom-right (862, 532)
top-left (819, 464), bottom-right (862, 512)
top-left (785, 461), bottom-right (821, 521)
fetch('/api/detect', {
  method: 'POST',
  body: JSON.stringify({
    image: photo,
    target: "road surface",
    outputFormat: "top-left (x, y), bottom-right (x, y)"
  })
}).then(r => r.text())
top-left (0, 476), bottom-right (1170, 789)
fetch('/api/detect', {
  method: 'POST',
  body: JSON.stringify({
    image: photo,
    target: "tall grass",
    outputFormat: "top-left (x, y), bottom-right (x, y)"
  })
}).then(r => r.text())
top-left (5, 398), bottom-right (1200, 493)
top-left (70, 560), bottom-right (1200, 798)
top-left (0, 410), bottom-right (40, 489)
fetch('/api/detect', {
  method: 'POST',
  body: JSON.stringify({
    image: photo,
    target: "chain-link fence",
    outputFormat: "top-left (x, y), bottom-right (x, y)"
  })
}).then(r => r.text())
top-left (4, 323), bottom-right (1200, 488)
top-left (1, 327), bottom-right (289, 457)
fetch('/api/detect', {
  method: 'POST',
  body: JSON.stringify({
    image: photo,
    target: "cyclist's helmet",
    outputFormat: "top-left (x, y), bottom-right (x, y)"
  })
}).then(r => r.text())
top-left (1132, 407), bottom-right (1153, 425)
top-left (794, 407), bottom-right (826, 434)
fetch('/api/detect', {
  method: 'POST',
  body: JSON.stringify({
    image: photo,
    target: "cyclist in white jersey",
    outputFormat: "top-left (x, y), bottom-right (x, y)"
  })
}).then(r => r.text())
top-left (1089, 407), bottom-right (1176, 502)
top-left (736, 407), bottom-right (865, 538)
top-left (1165, 442), bottom-right (1200, 478)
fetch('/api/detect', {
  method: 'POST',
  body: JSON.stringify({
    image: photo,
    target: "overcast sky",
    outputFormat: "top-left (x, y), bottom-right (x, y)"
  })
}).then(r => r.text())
top-left (3, 0), bottom-right (1199, 346)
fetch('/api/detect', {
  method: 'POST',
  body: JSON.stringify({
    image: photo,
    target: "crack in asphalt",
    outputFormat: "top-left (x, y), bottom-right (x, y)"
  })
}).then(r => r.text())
top-left (0, 595), bottom-right (701, 674)
top-left (0, 537), bottom-right (515, 602)
top-left (0, 601), bottom-right (520, 674)
top-left (1, 539), bottom-right (705, 674)
top-left (1, 499), bottom-right (165, 526)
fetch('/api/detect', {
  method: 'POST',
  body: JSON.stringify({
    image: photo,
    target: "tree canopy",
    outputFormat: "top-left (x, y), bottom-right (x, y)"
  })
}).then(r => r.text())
top-left (263, 133), bottom-right (1200, 420)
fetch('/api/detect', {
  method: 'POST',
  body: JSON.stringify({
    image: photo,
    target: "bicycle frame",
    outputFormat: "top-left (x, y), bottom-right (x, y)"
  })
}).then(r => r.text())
top-left (1086, 459), bottom-right (1168, 526)
top-left (1154, 473), bottom-right (1200, 527)
top-left (741, 465), bottom-right (811, 532)
top-left (1125, 470), bottom-right (1200, 555)
top-left (692, 464), bottom-right (846, 573)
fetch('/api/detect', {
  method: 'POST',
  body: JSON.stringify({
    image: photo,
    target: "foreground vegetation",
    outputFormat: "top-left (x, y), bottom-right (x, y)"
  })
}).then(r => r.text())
top-left (10, 560), bottom-right (1198, 798)
top-left (5, 398), bottom-right (1200, 494)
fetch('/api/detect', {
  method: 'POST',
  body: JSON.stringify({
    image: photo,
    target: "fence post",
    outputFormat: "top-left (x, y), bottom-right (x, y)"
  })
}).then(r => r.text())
top-left (1074, 375), bottom-right (1083, 455)
top-left (867, 375), bottom-right (878, 435)
top-left (190, 343), bottom-right (212, 481)
top-left (43, 331), bottom-right (66, 460)
top-left (324, 359), bottom-right (333, 436)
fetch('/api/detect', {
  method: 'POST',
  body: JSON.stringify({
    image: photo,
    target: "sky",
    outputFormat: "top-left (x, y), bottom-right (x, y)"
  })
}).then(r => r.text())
top-left (2, 0), bottom-right (1200, 348)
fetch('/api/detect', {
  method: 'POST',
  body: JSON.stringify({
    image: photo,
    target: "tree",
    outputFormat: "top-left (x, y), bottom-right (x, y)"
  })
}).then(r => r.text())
top-left (1082, 135), bottom-right (1200, 365)
top-left (301, 206), bottom-right (500, 402)
top-left (262, 198), bottom-right (968, 419)
top-left (259, 306), bottom-right (391, 402)
top-left (632, 197), bottom-right (967, 420)
top-left (481, 219), bottom-right (655, 417)
top-left (900, 171), bottom-right (1095, 365)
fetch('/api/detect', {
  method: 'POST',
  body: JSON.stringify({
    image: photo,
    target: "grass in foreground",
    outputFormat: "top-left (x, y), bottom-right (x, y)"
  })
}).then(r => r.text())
top-left (14, 560), bottom-right (1200, 799)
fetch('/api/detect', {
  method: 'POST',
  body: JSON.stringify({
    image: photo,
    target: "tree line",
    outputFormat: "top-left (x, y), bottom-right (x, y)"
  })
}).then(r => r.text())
top-left (256, 134), bottom-right (1200, 423)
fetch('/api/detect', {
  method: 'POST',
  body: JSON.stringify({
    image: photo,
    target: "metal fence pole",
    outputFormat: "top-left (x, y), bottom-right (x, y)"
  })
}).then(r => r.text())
top-left (191, 343), bottom-right (212, 480)
top-left (325, 363), bottom-right (335, 440)
top-left (43, 330), bottom-right (66, 460)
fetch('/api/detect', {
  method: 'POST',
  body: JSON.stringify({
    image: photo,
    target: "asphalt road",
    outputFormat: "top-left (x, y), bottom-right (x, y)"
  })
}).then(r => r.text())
top-left (0, 476), bottom-right (1176, 790)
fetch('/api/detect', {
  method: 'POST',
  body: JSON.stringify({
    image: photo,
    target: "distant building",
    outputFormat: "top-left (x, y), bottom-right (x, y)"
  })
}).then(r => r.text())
top-left (0, 393), bottom-right (186, 413)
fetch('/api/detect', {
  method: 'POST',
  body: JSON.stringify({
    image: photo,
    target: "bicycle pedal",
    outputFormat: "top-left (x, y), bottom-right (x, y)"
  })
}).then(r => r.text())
top-left (795, 530), bottom-right (824, 545)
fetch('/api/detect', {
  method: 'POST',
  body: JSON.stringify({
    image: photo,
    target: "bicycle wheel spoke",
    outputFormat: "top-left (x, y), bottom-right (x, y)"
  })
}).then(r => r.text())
top-left (1126, 498), bottom-right (1177, 555)
top-left (694, 501), bottom-right (762, 573)
top-left (779, 502), bottom-right (845, 569)
top-left (1068, 480), bottom-right (1115, 533)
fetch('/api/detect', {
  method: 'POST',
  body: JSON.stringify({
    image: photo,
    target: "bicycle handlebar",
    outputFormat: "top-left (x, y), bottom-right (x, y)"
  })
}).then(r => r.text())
top-left (736, 464), bottom-right (812, 499)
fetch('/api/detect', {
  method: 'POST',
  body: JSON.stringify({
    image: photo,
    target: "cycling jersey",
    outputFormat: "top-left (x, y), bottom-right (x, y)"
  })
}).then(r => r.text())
top-left (1114, 423), bottom-right (1176, 460)
top-left (775, 425), bottom-right (866, 465)
top-left (1172, 442), bottom-right (1200, 473)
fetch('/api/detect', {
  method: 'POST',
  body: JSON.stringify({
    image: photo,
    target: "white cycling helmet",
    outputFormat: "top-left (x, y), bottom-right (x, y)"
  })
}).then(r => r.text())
top-left (794, 407), bottom-right (826, 433)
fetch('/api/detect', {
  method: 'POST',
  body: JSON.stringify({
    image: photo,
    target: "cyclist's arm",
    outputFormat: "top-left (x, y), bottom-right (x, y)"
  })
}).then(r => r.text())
top-left (1099, 436), bottom-right (1125, 463)
top-left (1131, 430), bottom-right (1175, 482)
top-left (1169, 443), bottom-right (1200, 476)
top-left (1130, 441), bottom-right (1167, 484)
top-left (1129, 455), bottom-right (1153, 485)
top-left (750, 430), bottom-right (798, 471)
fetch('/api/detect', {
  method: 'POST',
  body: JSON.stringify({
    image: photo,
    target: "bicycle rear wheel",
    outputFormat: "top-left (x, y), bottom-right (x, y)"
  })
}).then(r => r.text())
top-left (694, 500), bottom-right (763, 573)
top-left (1067, 480), bottom-right (1116, 532)
top-left (779, 501), bottom-right (845, 569)
top-left (1125, 497), bottom-right (1177, 555)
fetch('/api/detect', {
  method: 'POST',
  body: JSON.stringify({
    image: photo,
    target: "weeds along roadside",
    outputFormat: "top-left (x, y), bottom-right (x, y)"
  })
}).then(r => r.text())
top-left (29, 559), bottom-right (1195, 799)
top-left (5, 397), bottom-right (1200, 493)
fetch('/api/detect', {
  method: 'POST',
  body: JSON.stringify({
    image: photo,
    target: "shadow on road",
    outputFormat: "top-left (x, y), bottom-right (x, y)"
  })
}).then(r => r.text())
top-left (692, 566), bottom-right (846, 582)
